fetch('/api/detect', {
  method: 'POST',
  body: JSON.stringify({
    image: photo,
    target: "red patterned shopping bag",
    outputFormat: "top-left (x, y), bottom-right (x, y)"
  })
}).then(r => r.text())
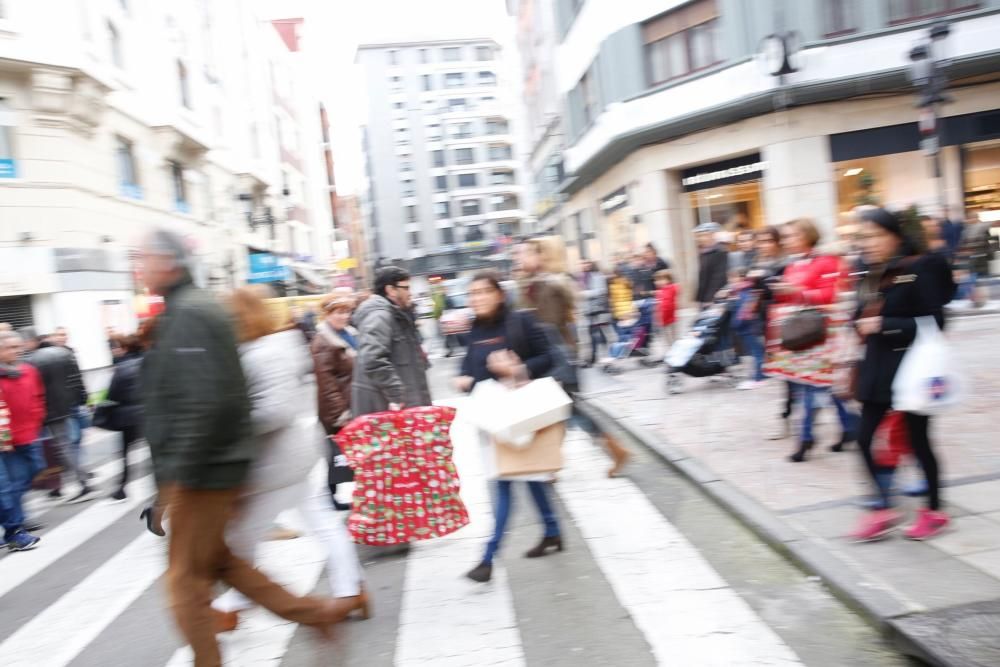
top-left (336, 406), bottom-right (469, 546)
top-left (873, 411), bottom-right (910, 469)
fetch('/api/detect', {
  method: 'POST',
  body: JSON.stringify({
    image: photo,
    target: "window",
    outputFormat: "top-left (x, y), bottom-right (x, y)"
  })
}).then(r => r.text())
top-left (448, 98), bottom-right (467, 111)
top-left (399, 159), bottom-right (413, 172)
top-left (115, 136), bottom-right (141, 198)
top-left (389, 75), bottom-right (403, 91)
top-left (886, 0), bottom-right (978, 23)
top-left (169, 161), bottom-right (189, 212)
top-left (401, 179), bottom-right (415, 197)
top-left (404, 205), bottom-right (417, 223)
top-left (393, 101), bottom-right (405, 110)
top-left (476, 45), bottom-right (493, 61)
top-left (485, 119), bottom-right (508, 135)
top-left (477, 71), bottom-right (497, 86)
top-left (441, 227), bottom-right (455, 245)
top-left (823, 0), bottom-right (858, 35)
top-left (642, 0), bottom-right (721, 86)
top-left (178, 60), bottom-right (191, 109)
top-left (460, 200), bottom-right (481, 216)
top-left (442, 46), bottom-right (462, 62)
top-left (0, 99), bottom-right (16, 178)
top-left (450, 122), bottom-right (473, 139)
top-left (435, 201), bottom-right (450, 219)
top-left (579, 69), bottom-right (599, 125)
top-left (421, 74), bottom-right (433, 91)
top-left (426, 123), bottom-right (442, 140)
top-left (445, 72), bottom-right (465, 88)
top-left (492, 194), bottom-right (519, 211)
top-left (454, 147), bottom-right (475, 165)
top-left (394, 128), bottom-right (409, 145)
top-left (409, 230), bottom-right (421, 248)
top-left (434, 175), bottom-right (448, 191)
top-left (388, 49), bottom-right (399, 66)
top-left (465, 225), bottom-right (485, 243)
top-left (458, 173), bottom-right (478, 188)
top-left (108, 21), bottom-right (123, 68)
top-left (419, 48), bottom-right (430, 64)
top-left (431, 150), bottom-right (445, 167)
top-left (488, 145), bottom-right (512, 161)
top-left (490, 170), bottom-right (515, 185)
top-left (119, 0), bottom-right (129, 13)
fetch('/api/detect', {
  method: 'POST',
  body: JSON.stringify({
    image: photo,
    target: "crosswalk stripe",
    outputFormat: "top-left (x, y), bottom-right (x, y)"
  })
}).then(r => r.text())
top-left (0, 531), bottom-right (164, 667)
top-left (555, 431), bottom-right (802, 666)
top-left (394, 403), bottom-right (526, 667)
top-left (0, 474), bottom-right (156, 600)
top-left (21, 447), bottom-right (151, 520)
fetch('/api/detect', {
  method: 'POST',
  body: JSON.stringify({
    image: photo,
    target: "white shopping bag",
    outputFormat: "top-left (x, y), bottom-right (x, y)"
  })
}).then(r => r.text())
top-left (468, 377), bottom-right (572, 447)
top-left (891, 317), bottom-right (965, 415)
top-left (666, 336), bottom-right (703, 369)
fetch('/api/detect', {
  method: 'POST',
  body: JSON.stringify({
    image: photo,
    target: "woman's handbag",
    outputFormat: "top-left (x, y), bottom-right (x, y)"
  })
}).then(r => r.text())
top-left (92, 401), bottom-right (121, 432)
top-left (892, 317), bottom-right (964, 415)
top-left (780, 307), bottom-right (827, 351)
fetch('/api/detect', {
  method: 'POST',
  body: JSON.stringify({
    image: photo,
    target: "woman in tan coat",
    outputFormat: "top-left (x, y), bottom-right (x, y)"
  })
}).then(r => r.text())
top-left (310, 294), bottom-right (359, 510)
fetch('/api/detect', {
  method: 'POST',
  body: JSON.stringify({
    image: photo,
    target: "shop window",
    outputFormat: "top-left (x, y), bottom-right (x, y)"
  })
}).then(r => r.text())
top-left (822, 0), bottom-right (858, 36)
top-left (642, 0), bottom-right (720, 86)
top-left (115, 135), bottom-right (141, 199)
top-left (886, 0), bottom-right (979, 24)
top-left (169, 161), bottom-right (189, 213)
top-left (0, 98), bottom-right (16, 179)
top-left (458, 173), bottom-right (479, 188)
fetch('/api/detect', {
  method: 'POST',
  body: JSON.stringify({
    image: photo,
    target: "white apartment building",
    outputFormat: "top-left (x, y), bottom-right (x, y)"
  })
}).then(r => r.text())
top-left (0, 0), bottom-right (331, 380)
top-left (357, 39), bottom-right (526, 284)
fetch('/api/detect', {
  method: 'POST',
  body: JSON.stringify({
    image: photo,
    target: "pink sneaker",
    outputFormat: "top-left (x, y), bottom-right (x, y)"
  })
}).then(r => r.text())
top-left (904, 508), bottom-right (950, 541)
top-left (850, 509), bottom-right (902, 542)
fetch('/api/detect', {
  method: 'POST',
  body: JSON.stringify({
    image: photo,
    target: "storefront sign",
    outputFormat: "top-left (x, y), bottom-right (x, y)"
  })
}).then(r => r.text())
top-left (0, 159), bottom-right (17, 179)
top-left (247, 252), bottom-right (289, 284)
top-left (681, 154), bottom-right (766, 191)
top-left (600, 187), bottom-right (629, 214)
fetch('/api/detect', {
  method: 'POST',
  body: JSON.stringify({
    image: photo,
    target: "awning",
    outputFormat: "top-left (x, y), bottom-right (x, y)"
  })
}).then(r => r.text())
top-left (291, 262), bottom-right (329, 292)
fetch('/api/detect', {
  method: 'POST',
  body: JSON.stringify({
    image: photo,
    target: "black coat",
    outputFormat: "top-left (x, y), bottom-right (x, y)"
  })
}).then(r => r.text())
top-left (460, 307), bottom-right (553, 389)
top-left (854, 253), bottom-right (956, 405)
top-left (106, 353), bottom-right (144, 431)
top-left (26, 342), bottom-right (87, 423)
top-left (696, 247), bottom-right (729, 305)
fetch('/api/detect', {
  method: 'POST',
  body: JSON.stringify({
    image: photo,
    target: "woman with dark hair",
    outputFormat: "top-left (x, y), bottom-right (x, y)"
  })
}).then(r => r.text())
top-left (850, 208), bottom-right (955, 541)
top-left (455, 271), bottom-right (564, 584)
top-left (105, 334), bottom-right (145, 501)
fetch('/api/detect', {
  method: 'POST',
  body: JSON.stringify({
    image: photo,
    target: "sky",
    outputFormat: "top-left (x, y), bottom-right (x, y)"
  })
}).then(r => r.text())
top-left (263, 0), bottom-right (513, 195)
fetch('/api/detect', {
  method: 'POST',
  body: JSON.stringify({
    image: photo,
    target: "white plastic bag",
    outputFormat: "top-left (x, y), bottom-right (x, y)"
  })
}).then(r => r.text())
top-left (467, 377), bottom-right (572, 447)
top-left (891, 317), bottom-right (964, 415)
top-left (666, 337), bottom-right (703, 369)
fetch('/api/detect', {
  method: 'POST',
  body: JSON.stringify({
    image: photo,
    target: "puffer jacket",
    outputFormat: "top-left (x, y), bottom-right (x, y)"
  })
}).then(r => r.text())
top-left (240, 328), bottom-right (321, 495)
top-left (351, 295), bottom-right (431, 417)
top-left (311, 321), bottom-right (356, 434)
top-left (105, 352), bottom-right (144, 431)
top-left (142, 278), bottom-right (252, 490)
top-left (26, 342), bottom-right (87, 423)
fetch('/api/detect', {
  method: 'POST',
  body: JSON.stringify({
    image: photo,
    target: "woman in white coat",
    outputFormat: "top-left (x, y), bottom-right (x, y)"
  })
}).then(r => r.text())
top-left (210, 286), bottom-right (368, 632)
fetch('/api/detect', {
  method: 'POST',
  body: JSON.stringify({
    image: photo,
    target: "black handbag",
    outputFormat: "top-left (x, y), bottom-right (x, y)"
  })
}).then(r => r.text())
top-left (326, 434), bottom-right (354, 485)
top-left (780, 308), bottom-right (827, 351)
top-left (92, 401), bottom-right (121, 432)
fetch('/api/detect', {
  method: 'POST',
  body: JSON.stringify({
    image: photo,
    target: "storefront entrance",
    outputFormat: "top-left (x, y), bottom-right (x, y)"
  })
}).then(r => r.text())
top-left (964, 142), bottom-right (1000, 217)
top-left (681, 154), bottom-right (766, 231)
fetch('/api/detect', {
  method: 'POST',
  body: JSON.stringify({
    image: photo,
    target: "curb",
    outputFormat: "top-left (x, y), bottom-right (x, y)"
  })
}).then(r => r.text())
top-left (576, 397), bottom-right (935, 658)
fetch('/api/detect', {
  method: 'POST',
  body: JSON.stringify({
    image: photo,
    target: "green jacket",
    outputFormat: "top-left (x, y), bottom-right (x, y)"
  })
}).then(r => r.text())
top-left (142, 279), bottom-right (252, 489)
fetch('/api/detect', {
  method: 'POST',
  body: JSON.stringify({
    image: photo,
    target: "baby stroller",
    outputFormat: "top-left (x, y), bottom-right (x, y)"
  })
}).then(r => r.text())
top-left (664, 302), bottom-right (738, 393)
top-left (602, 299), bottom-right (659, 374)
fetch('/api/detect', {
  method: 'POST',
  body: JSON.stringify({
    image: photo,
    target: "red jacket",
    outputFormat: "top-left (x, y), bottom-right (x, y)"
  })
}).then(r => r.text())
top-left (0, 363), bottom-right (46, 446)
top-left (657, 283), bottom-right (679, 326)
top-left (777, 254), bottom-right (843, 306)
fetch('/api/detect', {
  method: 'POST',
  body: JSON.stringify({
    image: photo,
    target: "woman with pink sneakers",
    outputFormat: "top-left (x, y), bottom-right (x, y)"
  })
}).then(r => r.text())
top-left (851, 208), bottom-right (956, 542)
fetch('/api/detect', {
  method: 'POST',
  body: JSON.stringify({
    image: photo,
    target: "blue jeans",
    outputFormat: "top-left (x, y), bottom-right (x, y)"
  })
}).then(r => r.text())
top-left (483, 480), bottom-right (560, 564)
top-left (66, 406), bottom-right (89, 471)
top-left (735, 320), bottom-right (765, 382)
top-left (798, 384), bottom-right (858, 443)
top-left (1, 443), bottom-right (43, 539)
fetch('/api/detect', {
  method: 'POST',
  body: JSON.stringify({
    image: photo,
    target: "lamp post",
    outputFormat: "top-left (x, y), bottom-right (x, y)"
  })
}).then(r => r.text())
top-left (908, 22), bottom-right (951, 212)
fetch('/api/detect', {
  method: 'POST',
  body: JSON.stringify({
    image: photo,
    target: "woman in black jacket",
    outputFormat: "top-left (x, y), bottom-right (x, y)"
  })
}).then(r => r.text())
top-left (851, 208), bottom-right (956, 542)
top-left (455, 271), bottom-right (563, 584)
top-left (106, 334), bottom-right (145, 501)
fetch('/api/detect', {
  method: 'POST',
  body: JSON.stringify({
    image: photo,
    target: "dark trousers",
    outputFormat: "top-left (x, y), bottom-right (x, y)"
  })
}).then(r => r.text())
top-left (857, 403), bottom-right (940, 511)
top-left (118, 424), bottom-right (143, 491)
top-left (161, 485), bottom-right (332, 667)
top-left (587, 321), bottom-right (608, 365)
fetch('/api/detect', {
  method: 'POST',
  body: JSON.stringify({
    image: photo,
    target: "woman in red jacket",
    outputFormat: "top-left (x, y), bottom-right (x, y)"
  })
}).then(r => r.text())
top-left (765, 219), bottom-right (858, 462)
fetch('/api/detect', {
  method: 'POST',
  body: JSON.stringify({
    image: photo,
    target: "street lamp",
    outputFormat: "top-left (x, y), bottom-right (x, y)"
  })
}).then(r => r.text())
top-left (908, 22), bottom-right (951, 211)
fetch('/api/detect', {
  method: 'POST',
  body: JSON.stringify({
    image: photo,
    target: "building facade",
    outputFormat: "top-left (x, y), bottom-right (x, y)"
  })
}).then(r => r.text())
top-left (551, 0), bottom-right (1000, 294)
top-left (356, 38), bottom-right (526, 284)
top-left (0, 1), bottom-right (331, 379)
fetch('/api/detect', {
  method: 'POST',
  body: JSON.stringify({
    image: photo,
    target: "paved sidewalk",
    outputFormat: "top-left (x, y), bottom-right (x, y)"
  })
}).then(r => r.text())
top-left (581, 313), bottom-right (1000, 666)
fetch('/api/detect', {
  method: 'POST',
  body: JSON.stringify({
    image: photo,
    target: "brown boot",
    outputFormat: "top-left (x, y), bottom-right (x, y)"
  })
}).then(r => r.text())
top-left (604, 435), bottom-right (631, 478)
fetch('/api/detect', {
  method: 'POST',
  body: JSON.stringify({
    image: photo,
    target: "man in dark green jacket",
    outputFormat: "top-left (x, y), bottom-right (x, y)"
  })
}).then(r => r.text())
top-left (140, 229), bottom-right (348, 665)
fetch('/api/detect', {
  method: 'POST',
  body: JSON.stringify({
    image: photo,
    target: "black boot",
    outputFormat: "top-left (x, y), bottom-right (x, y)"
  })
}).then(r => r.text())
top-left (466, 561), bottom-right (493, 583)
top-left (789, 440), bottom-right (814, 463)
top-left (525, 536), bottom-right (563, 558)
top-left (830, 432), bottom-right (857, 453)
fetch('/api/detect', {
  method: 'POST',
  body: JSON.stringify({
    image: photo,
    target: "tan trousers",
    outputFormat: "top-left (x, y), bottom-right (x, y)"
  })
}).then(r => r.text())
top-left (162, 486), bottom-right (329, 667)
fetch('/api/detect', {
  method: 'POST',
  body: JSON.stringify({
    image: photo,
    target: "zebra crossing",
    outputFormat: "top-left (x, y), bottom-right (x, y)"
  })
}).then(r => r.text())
top-left (0, 402), bottom-right (808, 667)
